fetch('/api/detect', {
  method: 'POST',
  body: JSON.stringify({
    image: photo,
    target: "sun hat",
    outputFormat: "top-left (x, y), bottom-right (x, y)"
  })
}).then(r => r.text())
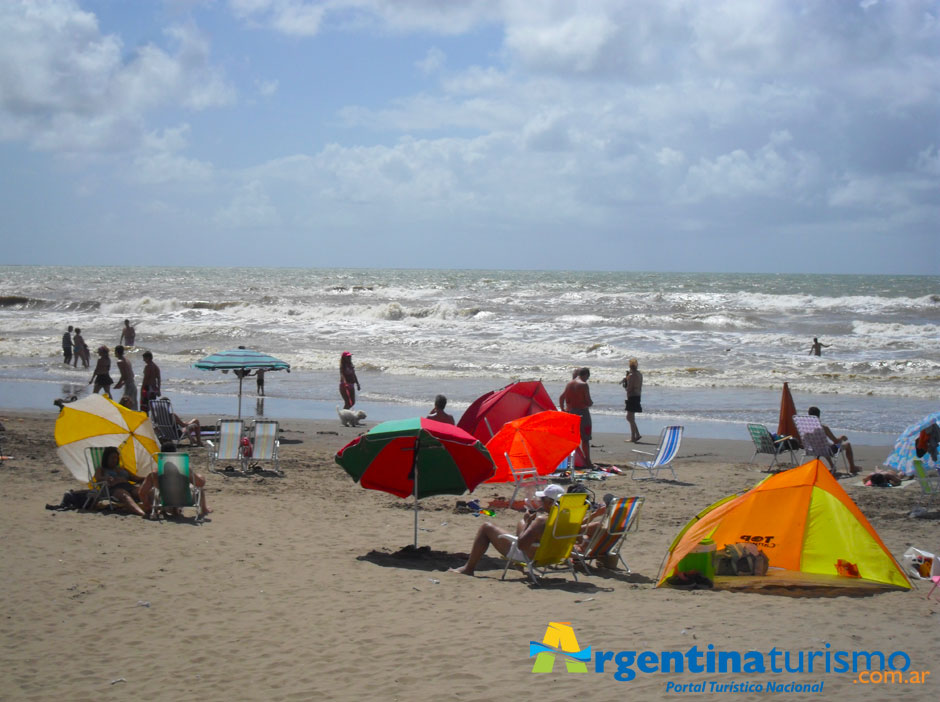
top-left (534, 484), bottom-right (565, 502)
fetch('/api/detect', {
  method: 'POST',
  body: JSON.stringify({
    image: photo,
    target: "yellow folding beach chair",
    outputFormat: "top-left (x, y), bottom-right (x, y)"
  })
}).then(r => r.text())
top-left (500, 493), bottom-right (589, 585)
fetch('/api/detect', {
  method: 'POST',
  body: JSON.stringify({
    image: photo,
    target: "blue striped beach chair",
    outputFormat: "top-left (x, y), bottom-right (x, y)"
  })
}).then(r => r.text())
top-left (630, 426), bottom-right (683, 480)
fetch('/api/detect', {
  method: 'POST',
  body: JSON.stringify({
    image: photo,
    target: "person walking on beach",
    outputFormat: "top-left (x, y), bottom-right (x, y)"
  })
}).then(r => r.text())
top-left (621, 358), bottom-right (643, 443)
top-left (140, 351), bottom-right (161, 415)
top-left (427, 394), bottom-right (455, 425)
top-left (809, 337), bottom-right (830, 356)
top-left (89, 346), bottom-right (113, 396)
top-left (339, 352), bottom-right (360, 409)
top-left (119, 319), bottom-right (136, 347)
top-left (560, 367), bottom-right (593, 468)
top-left (72, 328), bottom-right (89, 368)
top-left (62, 325), bottom-right (73, 365)
top-left (256, 368), bottom-right (265, 396)
top-left (112, 345), bottom-right (137, 411)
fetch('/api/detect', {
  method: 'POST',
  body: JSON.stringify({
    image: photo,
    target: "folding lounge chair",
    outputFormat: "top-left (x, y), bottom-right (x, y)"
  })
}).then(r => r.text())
top-left (792, 415), bottom-right (848, 474)
top-left (912, 459), bottom-right (939, 504)
top-left (746, 423), bottom-right (796, 471)
top-left (247, 420), bottom-right (281, 475)
top-left (506, 453), bottom-right (550, 511)
top-left (500, 493), bottom-right (589, 585)
top-left (150, 452), bottom-right (203, 522)
top-left (207, 419), bottom-right (245, 472)
top-left (630, 426), bottom-right (683, 480)
top-left (83, 446), bottom-right (112, 509)
top-left (148, 398), bottom-right (183, 448)
top-left (574, 496), bottom-right (644, 573)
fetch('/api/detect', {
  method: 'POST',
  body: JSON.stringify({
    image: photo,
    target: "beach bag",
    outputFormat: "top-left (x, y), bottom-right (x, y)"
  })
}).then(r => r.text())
top-left (46, 489), bottom-right (92, 511)
top-left (903, 547), bottom-right (938, 580)
top-left (715, 543), bottom-right (769, 576)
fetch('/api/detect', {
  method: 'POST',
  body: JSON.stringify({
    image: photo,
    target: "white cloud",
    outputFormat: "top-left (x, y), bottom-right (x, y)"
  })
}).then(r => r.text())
top-left (132, 125), bottom-right (213, 184)
top-left (416, 47), bottom-right (445, 75)
top-left (214, 180), bottom-right (281, 227)
top-left (0, 1), bottom-right (234, 153)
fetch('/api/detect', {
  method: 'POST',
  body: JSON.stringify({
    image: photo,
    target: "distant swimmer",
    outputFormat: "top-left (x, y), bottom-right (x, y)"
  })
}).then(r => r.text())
top-left (120, 319), bottom-right (136, 347)
top-left (809, 337), bottom-right (830, 356)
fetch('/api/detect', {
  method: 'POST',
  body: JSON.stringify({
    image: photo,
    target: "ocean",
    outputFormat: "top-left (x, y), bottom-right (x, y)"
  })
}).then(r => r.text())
top-left (1, 266), bottom-right (937, 445)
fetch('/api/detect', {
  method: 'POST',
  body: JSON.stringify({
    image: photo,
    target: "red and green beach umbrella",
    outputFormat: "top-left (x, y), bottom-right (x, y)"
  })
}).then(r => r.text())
top-left (335, 417), bottom-right (496, 547)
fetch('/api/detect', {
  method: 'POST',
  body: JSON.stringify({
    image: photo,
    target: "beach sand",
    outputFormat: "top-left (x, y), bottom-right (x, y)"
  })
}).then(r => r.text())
top-left (1, 410), bottom-right (938, 701)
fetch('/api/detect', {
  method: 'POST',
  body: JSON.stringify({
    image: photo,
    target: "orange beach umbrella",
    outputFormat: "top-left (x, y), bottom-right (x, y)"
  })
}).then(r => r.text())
top-left (484, 411), bottom-right (582, 483)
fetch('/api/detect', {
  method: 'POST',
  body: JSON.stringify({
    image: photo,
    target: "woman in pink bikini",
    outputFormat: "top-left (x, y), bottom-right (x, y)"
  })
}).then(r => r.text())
top-left (339, 351), bottom-right (361, 409)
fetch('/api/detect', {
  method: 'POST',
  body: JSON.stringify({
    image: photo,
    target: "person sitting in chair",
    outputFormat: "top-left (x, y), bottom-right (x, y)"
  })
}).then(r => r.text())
top-left (808, 406), bottom-right (860, 474)
top-left (95, 446), bottom-right (146, 516)
top-left (449, 484), bottom-right (566, 576)
top-left (173, 413), bottom-right (203, 447)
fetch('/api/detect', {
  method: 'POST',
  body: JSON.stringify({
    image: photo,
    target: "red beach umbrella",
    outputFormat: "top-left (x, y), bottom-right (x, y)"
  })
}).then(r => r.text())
top-left (777, 382), bottom-right (800, 447)
top-left (335, 418), bottom-right (496, 547)
top-left (457, 380), bottom-right (557, 443)
top-left (484, 411), bottom-right (582, 483)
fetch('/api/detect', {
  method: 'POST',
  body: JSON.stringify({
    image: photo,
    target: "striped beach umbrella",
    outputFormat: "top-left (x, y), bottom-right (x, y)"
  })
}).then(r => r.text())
top-left (335, 418), bottom-right (496, 547)
top-left (55, 395), bottom-right (159, 482)
top-left (193, 346), bottom-right (290, 418)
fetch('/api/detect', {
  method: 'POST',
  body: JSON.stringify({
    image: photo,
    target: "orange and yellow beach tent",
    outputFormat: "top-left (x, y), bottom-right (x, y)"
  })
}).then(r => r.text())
top-left (658, 459), bottom-right (911, 591)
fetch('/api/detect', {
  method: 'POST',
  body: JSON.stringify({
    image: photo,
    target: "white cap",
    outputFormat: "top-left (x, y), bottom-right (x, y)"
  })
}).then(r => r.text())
top-left (534, 484), bottom-right (565, 502)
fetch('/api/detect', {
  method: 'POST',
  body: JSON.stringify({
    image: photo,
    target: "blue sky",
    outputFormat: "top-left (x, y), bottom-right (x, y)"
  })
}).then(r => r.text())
top-left (1, 0), bottom-right (938, 273)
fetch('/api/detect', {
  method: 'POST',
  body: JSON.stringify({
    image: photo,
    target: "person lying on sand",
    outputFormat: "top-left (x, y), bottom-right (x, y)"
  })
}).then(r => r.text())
top-left (864, 469), bottom-right (903, 487)
top-left (449, 484), bottom-right (566, 576)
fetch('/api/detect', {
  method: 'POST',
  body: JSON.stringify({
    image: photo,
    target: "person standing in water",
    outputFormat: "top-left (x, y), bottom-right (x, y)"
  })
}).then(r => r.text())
top-left (72, 328), bottom-right (89, 368)
top-left (339, 352), bottom-right (361, 409)
top-left (62, 325), bottom-right (73, 365)
top-left (621, 358), bottom-right (643, 443)
top-left (809, 337), bottom-right (830, 356)
top-left (89, 346), bottom-right (113, 395)
top-left (119, 319), bottom-right (136, 347)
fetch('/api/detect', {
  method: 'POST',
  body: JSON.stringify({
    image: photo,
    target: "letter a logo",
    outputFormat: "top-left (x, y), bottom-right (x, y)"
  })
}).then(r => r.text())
top-left (529, 622), bottom-right (590, 673)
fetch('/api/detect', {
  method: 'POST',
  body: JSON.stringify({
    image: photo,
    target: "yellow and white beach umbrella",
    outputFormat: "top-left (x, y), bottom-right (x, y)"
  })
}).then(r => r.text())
top-left (55, 395), bottom-right (159, 481)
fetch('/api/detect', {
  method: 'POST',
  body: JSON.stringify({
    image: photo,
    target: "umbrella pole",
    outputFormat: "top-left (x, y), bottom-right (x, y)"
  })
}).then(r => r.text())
top-left (411, 438), bottom-right (421, 549)
top-left (238, 374), bottom-right (244, 419)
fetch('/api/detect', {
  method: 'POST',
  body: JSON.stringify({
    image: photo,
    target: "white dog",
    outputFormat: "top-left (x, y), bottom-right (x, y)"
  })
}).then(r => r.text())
top-left (337, 406), bottom-right (367, 427)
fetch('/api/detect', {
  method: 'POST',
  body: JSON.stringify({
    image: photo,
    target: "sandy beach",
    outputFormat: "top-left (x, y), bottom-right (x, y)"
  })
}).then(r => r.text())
top-left (1, 409), bottom-right (938, 701)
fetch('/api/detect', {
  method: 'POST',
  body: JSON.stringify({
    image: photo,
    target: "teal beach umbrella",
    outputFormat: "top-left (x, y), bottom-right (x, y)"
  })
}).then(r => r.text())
top-left (193, 346), bottom-right (290, 418)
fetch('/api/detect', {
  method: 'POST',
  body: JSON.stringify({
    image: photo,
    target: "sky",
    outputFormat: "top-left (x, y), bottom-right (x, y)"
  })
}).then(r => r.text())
top-left (1, 0), bottom-right (938, 274)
